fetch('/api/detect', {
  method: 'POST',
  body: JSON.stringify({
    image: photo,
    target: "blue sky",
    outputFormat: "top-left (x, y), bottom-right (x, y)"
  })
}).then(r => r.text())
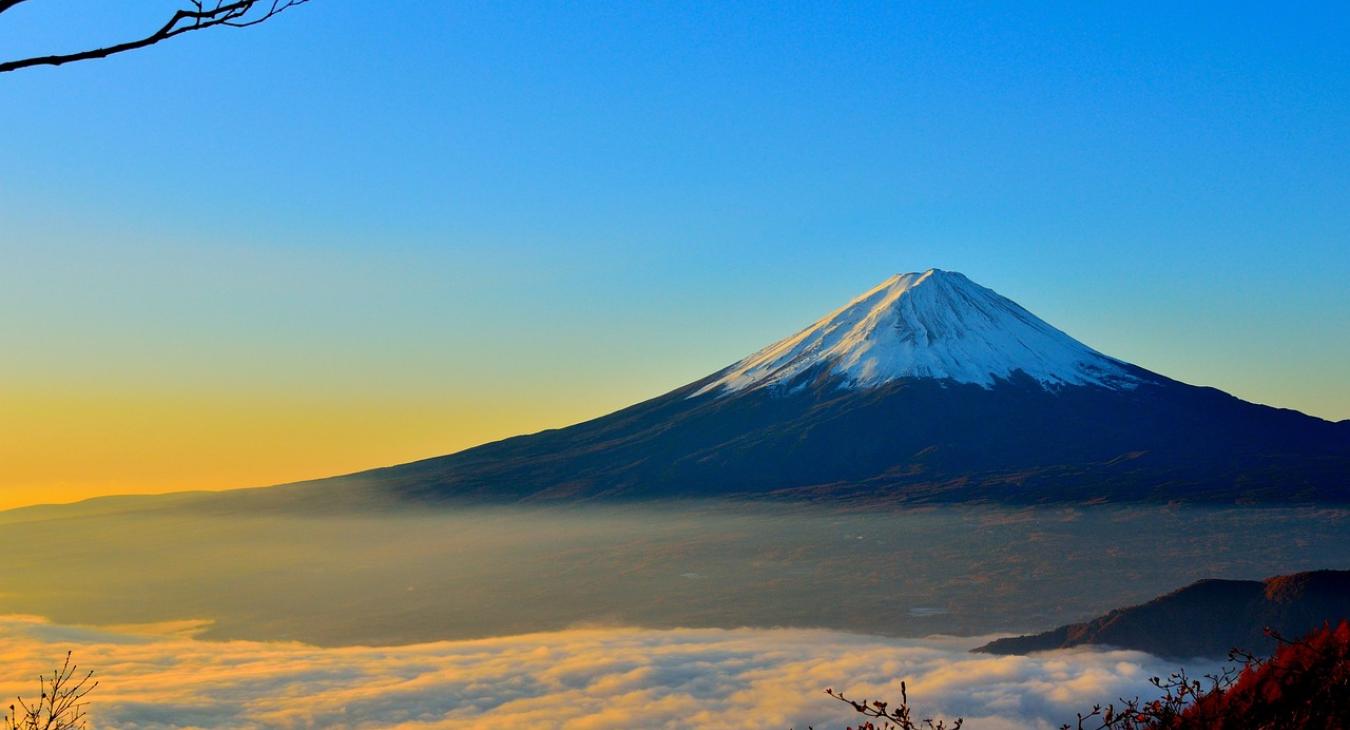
top-left (1, 1), bottom-right (1347, 501)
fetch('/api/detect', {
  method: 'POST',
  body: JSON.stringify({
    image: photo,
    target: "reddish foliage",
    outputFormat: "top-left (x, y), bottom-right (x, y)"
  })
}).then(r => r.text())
top-left (1068, 620), bottom-right (1350, 729)
top-left (816, 622), bottom-right (1350, 730)
top-left (1167, 620), bottom-right (1350, 729)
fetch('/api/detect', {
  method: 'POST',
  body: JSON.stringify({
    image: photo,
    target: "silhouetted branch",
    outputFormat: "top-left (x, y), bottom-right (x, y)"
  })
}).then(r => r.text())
top-left (0, 0), bottom-right (310, 73)
top-left (4, 652), bottom-right (97, 730)
top-left (813, 682), bottom-right (963, 730)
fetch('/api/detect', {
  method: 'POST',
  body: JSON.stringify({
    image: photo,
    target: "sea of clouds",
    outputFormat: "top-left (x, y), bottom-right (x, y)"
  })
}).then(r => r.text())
top-left (0, 615), bottom-right (1215, 730)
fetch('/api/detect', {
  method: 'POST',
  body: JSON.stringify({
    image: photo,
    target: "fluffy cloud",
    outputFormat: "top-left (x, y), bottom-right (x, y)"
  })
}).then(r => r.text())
top-left (0, 615), bottom-right (1213, 730)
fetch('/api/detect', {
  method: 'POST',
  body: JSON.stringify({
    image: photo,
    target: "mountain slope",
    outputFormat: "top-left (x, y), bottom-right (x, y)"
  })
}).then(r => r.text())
top-left (273, 269), bottom-right (1349, 506)
top-left (975, 570), bottom-right (1350, 658)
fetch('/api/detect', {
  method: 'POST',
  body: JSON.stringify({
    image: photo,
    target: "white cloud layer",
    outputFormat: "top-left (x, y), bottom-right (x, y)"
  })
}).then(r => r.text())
top-left (0, 615), bottom-right (1210, 730)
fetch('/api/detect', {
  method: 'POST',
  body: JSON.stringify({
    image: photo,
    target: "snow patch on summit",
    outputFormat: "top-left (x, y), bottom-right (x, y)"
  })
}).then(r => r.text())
top-left (696, 269), bottom-right (1139, 397)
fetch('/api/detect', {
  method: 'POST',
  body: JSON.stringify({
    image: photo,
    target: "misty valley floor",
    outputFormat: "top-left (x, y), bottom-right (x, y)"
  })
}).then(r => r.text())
top-left (3, 501), bottom-right (1347, 728)
top-left (3, 501), bottom-right (1349, 646)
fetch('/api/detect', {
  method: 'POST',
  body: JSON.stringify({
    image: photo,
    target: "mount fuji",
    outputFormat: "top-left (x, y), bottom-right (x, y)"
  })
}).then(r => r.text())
top-left (286, 269), bottom-right (1349, 505)
top-left (696, 269), bottom-right (1139, 395)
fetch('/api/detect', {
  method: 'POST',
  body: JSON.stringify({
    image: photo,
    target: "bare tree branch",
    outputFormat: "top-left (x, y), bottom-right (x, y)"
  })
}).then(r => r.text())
top-left (0, 0), bottom-right (310, 73)
top-left (0, 0), bottom-right (32, 17)
top-left (5, 651), bottom-right (97, 730)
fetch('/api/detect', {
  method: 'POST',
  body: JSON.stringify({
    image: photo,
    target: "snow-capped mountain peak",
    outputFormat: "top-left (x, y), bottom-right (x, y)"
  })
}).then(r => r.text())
top-left (696, 269), bottom-right (1139, 396)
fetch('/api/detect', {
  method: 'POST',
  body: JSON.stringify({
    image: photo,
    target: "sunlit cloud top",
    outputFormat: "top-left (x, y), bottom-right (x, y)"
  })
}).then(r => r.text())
top-left (0, 615), bottom-right (1214, 730)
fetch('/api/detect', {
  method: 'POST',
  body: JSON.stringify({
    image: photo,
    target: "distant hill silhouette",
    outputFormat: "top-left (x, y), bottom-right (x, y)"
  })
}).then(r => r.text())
top-left (976, 569), bottom-right (1350, 658)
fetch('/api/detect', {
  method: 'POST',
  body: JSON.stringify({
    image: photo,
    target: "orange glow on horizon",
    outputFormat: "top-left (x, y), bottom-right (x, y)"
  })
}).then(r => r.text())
top-left (0, 388), bottom-right (615, 512)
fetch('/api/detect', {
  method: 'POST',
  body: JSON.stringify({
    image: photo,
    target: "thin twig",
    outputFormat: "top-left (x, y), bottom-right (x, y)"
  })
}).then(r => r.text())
top-left (0, 0), bottom-right (310, 73)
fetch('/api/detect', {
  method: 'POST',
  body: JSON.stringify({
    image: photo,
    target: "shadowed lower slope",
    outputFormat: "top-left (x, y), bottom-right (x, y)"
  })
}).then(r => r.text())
top-left (267, 369), bottom-right (1350, 507)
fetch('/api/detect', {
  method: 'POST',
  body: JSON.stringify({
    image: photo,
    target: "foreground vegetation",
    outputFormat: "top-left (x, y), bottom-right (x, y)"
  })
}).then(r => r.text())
top-left (816, 621), bottom-right (1350, 730)
top-left (4, 653), bottom-right (95, 730)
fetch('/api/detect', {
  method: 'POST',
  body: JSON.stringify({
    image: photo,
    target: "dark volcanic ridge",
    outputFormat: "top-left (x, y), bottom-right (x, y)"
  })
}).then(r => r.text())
top-left (976, 569), bottom-right (1350, 659)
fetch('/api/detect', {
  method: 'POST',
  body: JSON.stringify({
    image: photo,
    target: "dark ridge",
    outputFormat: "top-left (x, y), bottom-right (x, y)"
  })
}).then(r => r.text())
top-left (975, 569), bottom-right (1350, 658)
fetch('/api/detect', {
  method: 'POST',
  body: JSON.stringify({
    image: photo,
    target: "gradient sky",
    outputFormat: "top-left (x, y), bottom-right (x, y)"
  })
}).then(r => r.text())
top-left (2, 1), bottom-right (1348, 510)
